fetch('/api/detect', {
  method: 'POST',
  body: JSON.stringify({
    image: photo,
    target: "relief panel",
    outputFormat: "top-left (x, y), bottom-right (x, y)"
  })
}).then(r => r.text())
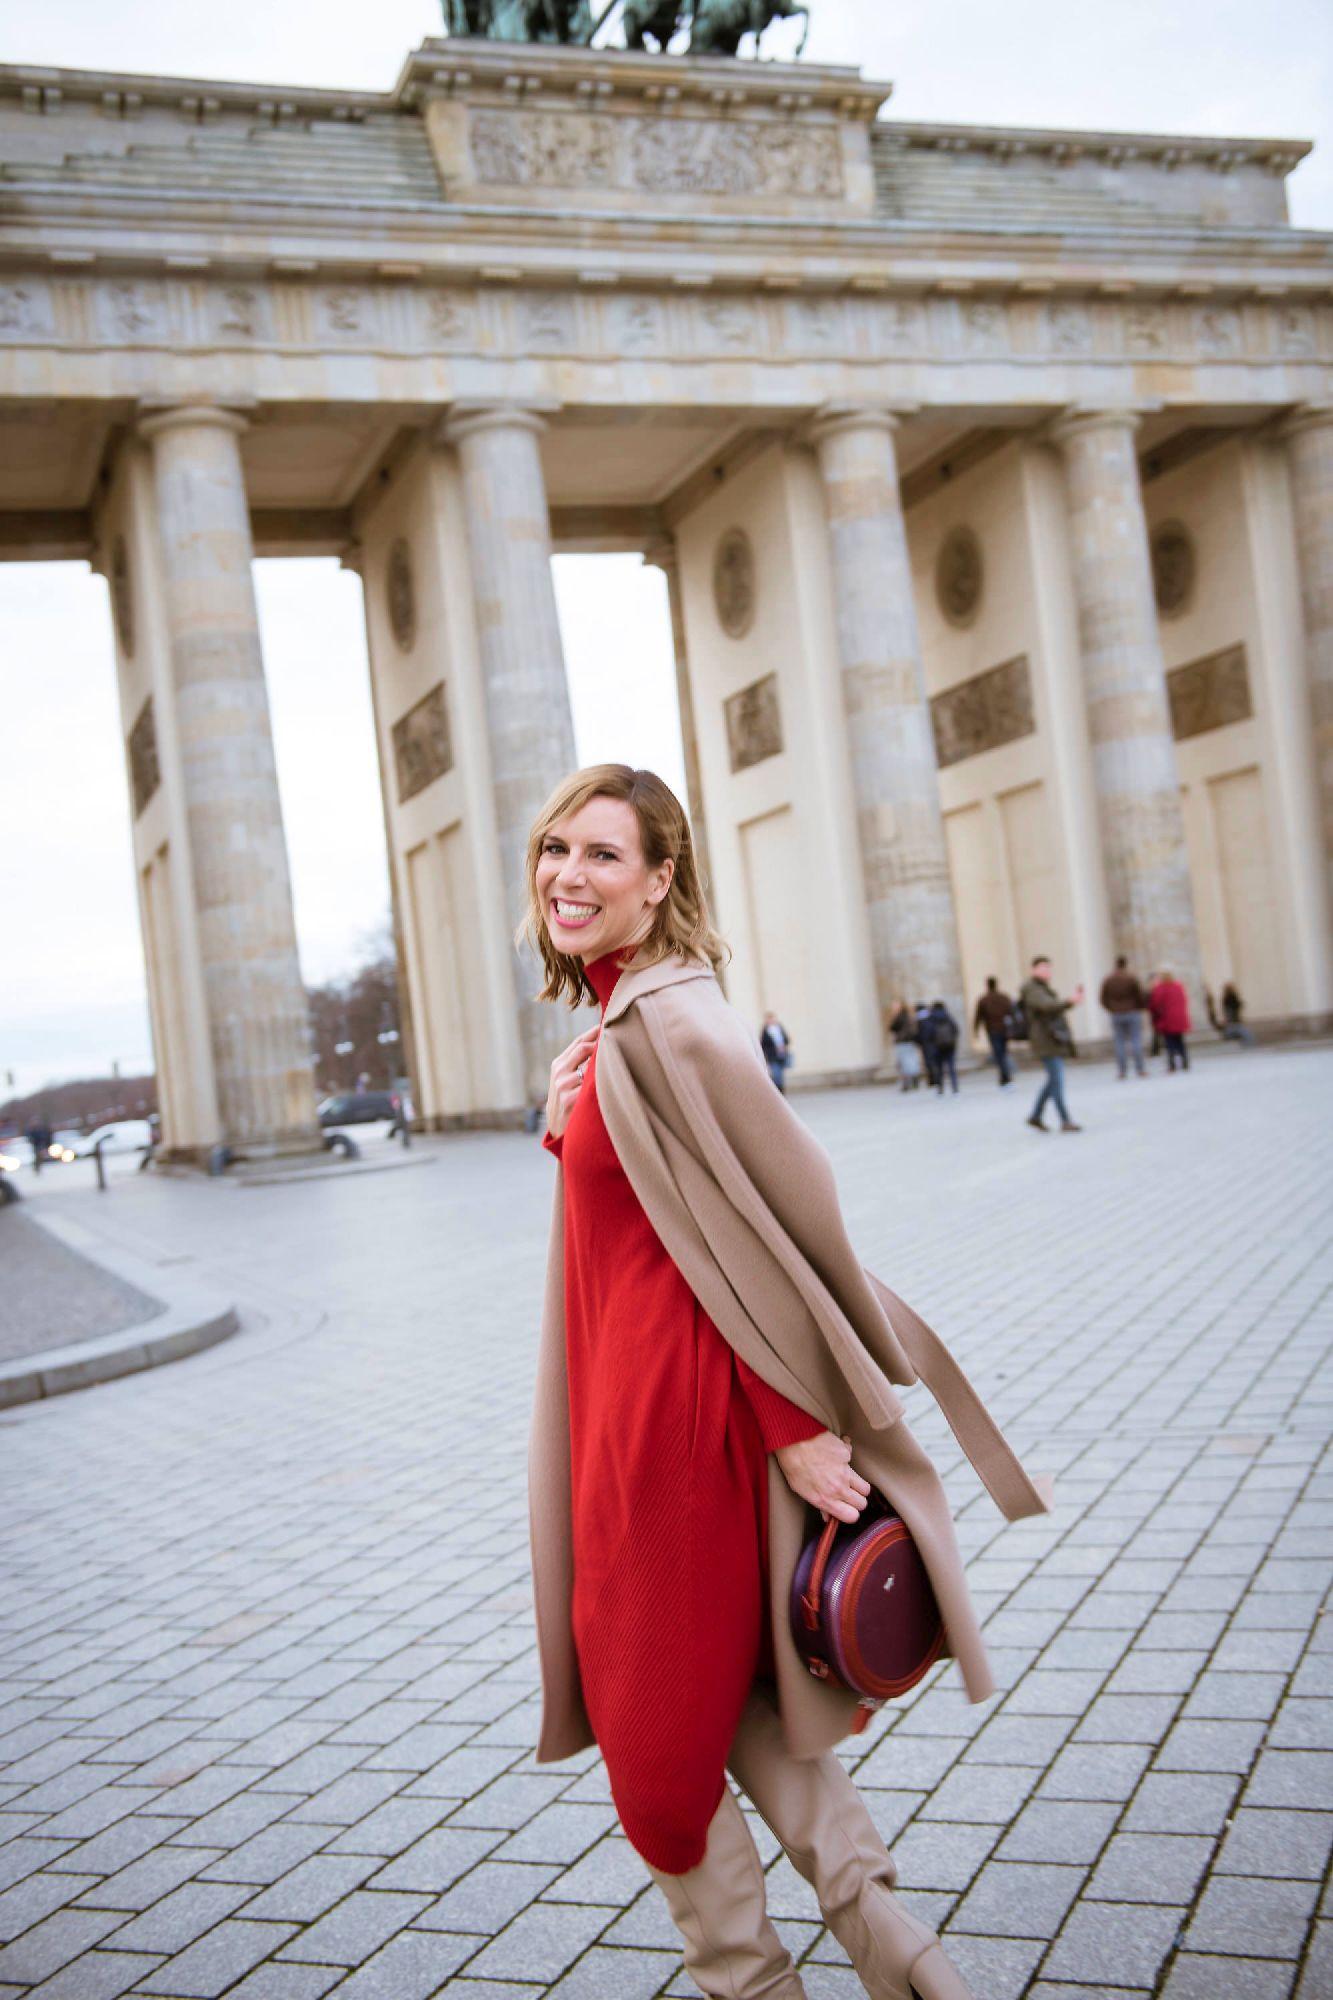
top-left (1167, 643), bottom-right (1252, 741)
top-left (930, 654), bottom-right (1035, 769)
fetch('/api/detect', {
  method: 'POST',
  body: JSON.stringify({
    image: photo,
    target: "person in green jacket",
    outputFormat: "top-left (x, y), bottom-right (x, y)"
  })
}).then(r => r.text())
top-left (1019, 956), bottom-right (1084, 1133)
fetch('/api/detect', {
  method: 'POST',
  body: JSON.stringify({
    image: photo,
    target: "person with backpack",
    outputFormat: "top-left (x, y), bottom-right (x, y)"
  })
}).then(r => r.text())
top-left (973, 976), bottom-right (1015, 1085)
top-left (926, 1000), bottom-right (960, 1095)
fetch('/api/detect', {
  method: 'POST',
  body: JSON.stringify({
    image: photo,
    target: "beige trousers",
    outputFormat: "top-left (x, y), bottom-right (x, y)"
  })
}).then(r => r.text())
top-left (646, 1684), bottom-right (967, 2000)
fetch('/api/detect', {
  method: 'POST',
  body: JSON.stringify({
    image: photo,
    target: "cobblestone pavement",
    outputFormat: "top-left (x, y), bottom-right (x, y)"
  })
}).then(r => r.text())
top-left (2, 1045), bottom-right (1330, 2000)
top-left (0, 1208), bottom-right (163, 1364)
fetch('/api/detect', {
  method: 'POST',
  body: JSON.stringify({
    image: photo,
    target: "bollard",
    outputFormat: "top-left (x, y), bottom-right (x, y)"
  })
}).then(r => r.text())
top-left (93, 1137), bottom-right (107, 1193)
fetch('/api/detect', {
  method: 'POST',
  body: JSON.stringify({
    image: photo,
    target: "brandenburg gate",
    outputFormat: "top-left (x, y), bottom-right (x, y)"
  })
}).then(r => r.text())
top-left (2, 33), bottom-right (1331, 1158)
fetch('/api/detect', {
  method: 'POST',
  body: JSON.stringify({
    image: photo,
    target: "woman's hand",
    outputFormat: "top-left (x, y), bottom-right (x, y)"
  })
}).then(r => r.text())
top-left (774, 1431), bottom-right (871, 1525)
top-left (546, 1027), bottom-right (601, 1140)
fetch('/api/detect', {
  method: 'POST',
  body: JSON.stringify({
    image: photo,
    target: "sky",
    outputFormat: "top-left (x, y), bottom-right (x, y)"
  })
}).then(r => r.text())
top-left (2, 0), bottom-right (1331, 1097)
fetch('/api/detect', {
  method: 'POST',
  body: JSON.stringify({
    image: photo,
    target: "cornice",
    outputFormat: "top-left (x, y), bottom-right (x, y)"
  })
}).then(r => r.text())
top-left (875, 119), bottom-right (1312, 180)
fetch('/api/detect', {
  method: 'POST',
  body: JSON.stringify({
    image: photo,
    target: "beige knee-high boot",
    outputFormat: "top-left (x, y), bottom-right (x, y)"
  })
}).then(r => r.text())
top-left (726, 1687), bottom-right (974, 2000)
top-left (645, 1781), bottom-right (809, 2000)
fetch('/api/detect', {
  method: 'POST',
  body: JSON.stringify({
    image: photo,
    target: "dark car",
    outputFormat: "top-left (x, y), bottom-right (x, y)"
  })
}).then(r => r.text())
top-left (317, 1092), bottom-right (402, 1146)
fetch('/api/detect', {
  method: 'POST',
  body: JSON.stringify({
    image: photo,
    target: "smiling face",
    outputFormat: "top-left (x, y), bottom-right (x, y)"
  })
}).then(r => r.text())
top-left (535, 794), bottom-right (675, 963)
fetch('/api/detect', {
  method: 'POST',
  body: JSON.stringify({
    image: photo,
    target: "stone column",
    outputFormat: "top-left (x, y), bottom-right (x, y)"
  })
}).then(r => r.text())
top-left (442, 403), bottom-right (579, 1106)
top-left (137, 402), bottom-right (319, 1154)
top-left (1282, 405), bottom-right (1333, 923)
top-left (809, 404), bottom-right (964, 1024)
top-left (1051, 408), bottom-right (1202, 991)
top-left (643, 538), bottom-right (717, 914)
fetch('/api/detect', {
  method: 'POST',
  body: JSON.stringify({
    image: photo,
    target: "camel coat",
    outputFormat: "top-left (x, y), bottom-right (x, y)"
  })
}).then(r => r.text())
top-left (529, 950), bottom-right (1054, 1765)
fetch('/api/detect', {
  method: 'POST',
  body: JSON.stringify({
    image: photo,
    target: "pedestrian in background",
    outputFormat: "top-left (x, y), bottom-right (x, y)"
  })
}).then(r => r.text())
top-left (926, 1000), bottom-right (960, 1095)
top-left (888, 998), bottom-right (923, 1091)
top-left (1020, 956), bottom-right (1084, 1133)
top-left (1219, 982), bottom-right (1256, 1048)
top-left (1150, 968), bottom-right (1192, 1072)
top-left (1099, 955), bottom-right (1148, 1079)
top-left (973, 976), bottom-right (1015, 1085)
top-left (760, 1011), bottom-right (794, 1094)
top-left (915, 1001), bottom-right (941, 1091)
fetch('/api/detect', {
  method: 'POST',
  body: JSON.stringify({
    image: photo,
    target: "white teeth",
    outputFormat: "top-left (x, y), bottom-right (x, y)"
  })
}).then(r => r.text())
top-left (554, 900), bottom-right (598, 920)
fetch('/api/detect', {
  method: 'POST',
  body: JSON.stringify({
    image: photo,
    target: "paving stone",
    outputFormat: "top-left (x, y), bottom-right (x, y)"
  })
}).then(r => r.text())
top-left (1121, 1772), bottom-right (1240, 1835)
top-left (1072, 1695), bottom-right (1181, 1744)
top-left (22, 1951), bottom-right (165, 2000)
top-left (1184, 1876), bottom-right (1319, 1959)
top-left (274, 1888), bottom-right (430, 1966)
top-left (134, 1918), bottom-right (299, 1995)
top-left (885, 1820), bottom-right (999, 1893)
top-left (1183, 1673), bottom-right (1288, 1721)
top-left (492, 1805), bottom-right (619, 1865)
top-left (76, 1847), bottom-right (227, 1912)
top-left (317, 1925), bottom-right (478, 1996)
top-left (370, 1827), bottom-right (504, 1893)
top-left (1085, 1832), bottom-right (1213, 1905)
top-left (996, 1801), bottom-right (1120, 1866)
top-left (1161, 1954), bottom-right (1297, 1999)
top-left (92, 1880), bottom-right (255, 1954)
top-left (1215, 1808), bottom-right (1333, 1880)
top-left (0, 1870), bottom-right (98, 1943)
top-left (241, 1852), bottom-right (381, 1921)
top-left (916, 1764), bottom-right (1039, 1824)
top-left (196, 1823), bottom-right (337, 1885)
top-left (544, 1945), bottom-right (679, 1999)
top-left (417, 1861), bottom-right (559, 1933)
top-left (0, 1908), bottom-right (129, 1985)
top-left (322, 1797), bottom-right (447, 1856)
top-left (537, 1837), bottom-right (650, 1908)
top-left (1041, 1902), bottom-right (1185, 1987)
top-left (962, 1714), bottom-right (1075, 1766)
top-left (950, 1859), bottom-right (1085, 1939)
top-left (1155, 1717), bottom-right (1267, 1772)
top-left (1037, 1742), bottom-right (1153, 1802)
top-left (935, 1932), bottom-right (1044, 2000)
top-left (463, 1903), bottom-right (615, 1983)
top-left (1243, 1750), bottom-right (1333, 1810)
top-left (217, 1966), bottom-right (342, 2000)
top-left (1269, 1700), bottom-right (1333, 1751)
top-left (1296, 1922), bottom-right (1333, 1999)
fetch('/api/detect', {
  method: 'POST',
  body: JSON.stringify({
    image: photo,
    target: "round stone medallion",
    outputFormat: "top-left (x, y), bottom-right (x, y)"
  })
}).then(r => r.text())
top-left (713, 528), bottom-right (756, 640)
top-left (386, 537), bottom-right (417, 651)
top-left (936, 525), bottom-right (983, 628)
top-left (110, 534), bottom-right (134, 657)
top-left (1151, 520), bottom-right (1196, 619)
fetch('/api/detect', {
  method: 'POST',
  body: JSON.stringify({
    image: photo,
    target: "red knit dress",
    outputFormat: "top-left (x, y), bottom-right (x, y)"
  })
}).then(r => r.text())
top-left (543, 950), bottom-right (824, 1873)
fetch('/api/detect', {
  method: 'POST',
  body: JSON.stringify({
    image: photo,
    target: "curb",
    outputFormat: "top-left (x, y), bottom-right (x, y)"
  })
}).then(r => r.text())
top-left (0, 1210), bottom-right (239, 1409)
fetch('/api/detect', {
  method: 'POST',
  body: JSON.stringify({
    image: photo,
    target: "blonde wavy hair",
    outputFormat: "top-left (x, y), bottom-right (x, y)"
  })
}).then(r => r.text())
top-left (516, 764), bottom-right (730, 1009)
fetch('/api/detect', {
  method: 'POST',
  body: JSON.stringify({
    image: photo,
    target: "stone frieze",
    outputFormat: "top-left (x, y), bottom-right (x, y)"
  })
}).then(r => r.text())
top-left (465, 105), bottom-right (843, 199)
top-left (1166, 643), bottom-right (1252, 741)
top-left (930, 654), bottom-right (1035, 769)
top-left (0, 274), bottom-right (1328, 388)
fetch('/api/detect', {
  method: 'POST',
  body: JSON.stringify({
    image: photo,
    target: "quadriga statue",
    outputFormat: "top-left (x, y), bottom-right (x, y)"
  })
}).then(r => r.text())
top-left (442, 0), bottom-right (810, 53)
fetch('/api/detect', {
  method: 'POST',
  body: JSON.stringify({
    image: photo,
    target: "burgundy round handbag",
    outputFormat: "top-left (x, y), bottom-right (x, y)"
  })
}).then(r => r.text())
top-left (790, 1490), bottom-right (946, 1729)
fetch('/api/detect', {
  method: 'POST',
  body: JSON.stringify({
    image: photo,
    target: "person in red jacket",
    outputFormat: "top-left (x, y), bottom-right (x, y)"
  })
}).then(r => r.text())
top-left (1149, 968), bottom-right (1192, 1072)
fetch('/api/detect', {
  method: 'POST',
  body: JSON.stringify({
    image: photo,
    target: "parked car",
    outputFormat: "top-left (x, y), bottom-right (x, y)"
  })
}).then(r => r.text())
top-left (317, 1091), bottom-right (403, 1147)
top-left (68, 1119), bottom-right (154, 1159)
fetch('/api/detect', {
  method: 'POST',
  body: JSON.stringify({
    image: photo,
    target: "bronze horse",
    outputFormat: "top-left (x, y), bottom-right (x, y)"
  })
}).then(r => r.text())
top-left (689, 0), bottom-right (809, 56)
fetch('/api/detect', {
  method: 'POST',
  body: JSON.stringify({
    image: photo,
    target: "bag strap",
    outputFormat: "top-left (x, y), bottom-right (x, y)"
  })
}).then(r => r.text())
top-left (864, 1272), bottom-right (1054, 1523)
top-left (799, 1515), bottom-right (840, 1634)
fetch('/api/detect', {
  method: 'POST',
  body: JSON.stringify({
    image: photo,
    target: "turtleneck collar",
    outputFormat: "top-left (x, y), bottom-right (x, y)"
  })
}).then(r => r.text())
top-left (584, 947), bottom-right (635, 1015)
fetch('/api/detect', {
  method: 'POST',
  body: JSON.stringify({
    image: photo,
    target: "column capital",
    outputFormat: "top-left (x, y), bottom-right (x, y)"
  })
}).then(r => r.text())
top-left (438, 399), bottom-right (560, 449)
top-left (137, 398), bottom-right (255, 444)
top-left (1278, 402), bottom-right (1333, 446)
top-left (805, 403), bottom-right (917, 451)
top-left (1047, 405), bottom-right (1147, 450)
top-left (642, 536), bottom-right (679, 580)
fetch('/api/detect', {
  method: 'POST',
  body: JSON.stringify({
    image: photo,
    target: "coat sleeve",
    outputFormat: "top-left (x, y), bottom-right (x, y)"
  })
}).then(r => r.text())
top-left (736, 1355), bottom-right (827, 1451)
top-left (542, 1127), bottom-right (564, 1160)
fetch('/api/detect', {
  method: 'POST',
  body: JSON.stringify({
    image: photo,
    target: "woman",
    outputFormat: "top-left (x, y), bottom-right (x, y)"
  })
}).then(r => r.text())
top-left (522, 764), bottom-right (1051, 2000)
top-left (1149, 966), bottom-right (1192, 1072)
top-left (887, 997), bottom-right (923, 1091)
